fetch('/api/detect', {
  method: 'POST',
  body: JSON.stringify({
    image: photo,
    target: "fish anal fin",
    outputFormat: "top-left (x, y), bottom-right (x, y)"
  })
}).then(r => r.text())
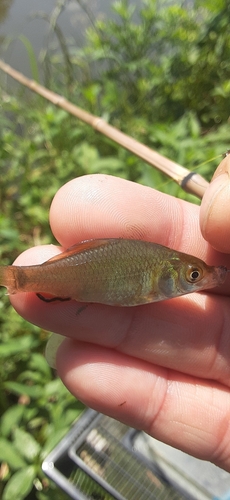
top-left (36, 293), bottom-right (71, 303)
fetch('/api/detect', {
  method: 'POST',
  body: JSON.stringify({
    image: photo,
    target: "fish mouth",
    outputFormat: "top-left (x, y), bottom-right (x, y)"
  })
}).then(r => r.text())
top-left (214, 266), bottom-right (228, 285)
top-left (191, 266), bottom-right (228, 293)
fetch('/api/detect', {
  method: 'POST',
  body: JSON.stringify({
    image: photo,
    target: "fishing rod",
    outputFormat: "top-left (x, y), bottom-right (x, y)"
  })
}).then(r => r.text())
top-left (0, 59), bottom-right (209, 199)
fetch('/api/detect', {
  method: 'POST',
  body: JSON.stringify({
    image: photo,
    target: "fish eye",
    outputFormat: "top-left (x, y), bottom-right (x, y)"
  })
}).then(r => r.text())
top-left (186, 266), bottom-right (203, 283)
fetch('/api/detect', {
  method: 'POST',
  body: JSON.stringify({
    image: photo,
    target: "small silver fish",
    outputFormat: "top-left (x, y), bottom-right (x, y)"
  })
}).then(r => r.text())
top-left (0, 239), bottom-right (227, 306)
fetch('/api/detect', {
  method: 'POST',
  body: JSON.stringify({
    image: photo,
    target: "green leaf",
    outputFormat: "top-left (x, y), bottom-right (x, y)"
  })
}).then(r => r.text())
top-left (40, 427), bottom-right (70, 461)
top-left (1, 405), bottom-right (25, 437)
top-left (0, 439), bottom-right (26, 470)
top-left (29, 353), bottom-right (51, 378)
top-left (4, 381), bottom-right (43, 398)
top-left (13, 428), bottom-right (41, 462)
top-left (0, 335), bottom-right (38, 357)
top-left (87, 157), bottom-right (126, 176)
top-left (43, 377), bottom-right (70, 398)
top-left (18, 370), bottom-right (45, 384)
top-left (17, 35), bottom-right (39, 82)
top-left (2, 465), bottom-right (36, 500)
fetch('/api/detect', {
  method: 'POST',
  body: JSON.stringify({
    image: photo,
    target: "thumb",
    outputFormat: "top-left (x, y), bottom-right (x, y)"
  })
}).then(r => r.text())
top-left (200, 154), bottom-right (230, 253)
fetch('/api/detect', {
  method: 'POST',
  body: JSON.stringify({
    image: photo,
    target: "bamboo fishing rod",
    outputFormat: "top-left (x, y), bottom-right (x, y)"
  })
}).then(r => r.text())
top-left (0, 59), bottom-right (209, 199)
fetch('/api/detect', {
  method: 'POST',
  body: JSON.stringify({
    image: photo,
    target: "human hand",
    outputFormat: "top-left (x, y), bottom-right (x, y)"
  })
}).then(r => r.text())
top-left (10, 167), bottom-right (230, 471)
top-left (200, 154), bottom-right (230, 253)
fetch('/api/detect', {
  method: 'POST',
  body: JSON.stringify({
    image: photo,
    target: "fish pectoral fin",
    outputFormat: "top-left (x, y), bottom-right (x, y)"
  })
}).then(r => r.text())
top-left (36, 293), bottom-right (71, 303)
top-left (157, 268), bottom-right (178, 297)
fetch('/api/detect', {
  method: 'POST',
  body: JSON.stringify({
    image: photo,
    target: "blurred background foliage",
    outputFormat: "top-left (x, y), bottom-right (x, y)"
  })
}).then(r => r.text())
top-left (0, 0), bottom-right (230, 498)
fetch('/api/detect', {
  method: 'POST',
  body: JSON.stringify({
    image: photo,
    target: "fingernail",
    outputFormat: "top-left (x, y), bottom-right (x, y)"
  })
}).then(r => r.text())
top-left (45, 333), bottom-right (65, 369)
top-left (200, 172), bottom-right (230, 252)
top-left (202, 173), bottom-right (229, 220)
top-left (212, 155), bottom-right (230, 181)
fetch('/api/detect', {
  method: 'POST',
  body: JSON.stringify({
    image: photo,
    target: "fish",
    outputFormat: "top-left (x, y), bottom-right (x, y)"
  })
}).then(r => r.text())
top-left (0, 238), bottom-right (227, 306)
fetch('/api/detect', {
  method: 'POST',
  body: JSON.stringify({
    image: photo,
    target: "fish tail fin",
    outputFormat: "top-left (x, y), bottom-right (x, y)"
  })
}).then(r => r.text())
top-left (0, 266), bottom-right (16, 294)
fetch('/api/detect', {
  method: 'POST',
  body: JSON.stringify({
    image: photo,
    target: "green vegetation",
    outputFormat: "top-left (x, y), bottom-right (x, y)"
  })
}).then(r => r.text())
top-left (0, 0), bottom-right (230, 498)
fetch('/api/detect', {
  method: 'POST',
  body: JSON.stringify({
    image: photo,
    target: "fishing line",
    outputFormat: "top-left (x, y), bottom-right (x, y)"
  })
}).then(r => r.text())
top-left (155, 153), bottom-right (223, 194)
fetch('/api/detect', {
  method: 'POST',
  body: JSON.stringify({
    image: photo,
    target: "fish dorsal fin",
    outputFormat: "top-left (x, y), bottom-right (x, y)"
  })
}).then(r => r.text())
top-left (41, 239), bottom-right (113, 265)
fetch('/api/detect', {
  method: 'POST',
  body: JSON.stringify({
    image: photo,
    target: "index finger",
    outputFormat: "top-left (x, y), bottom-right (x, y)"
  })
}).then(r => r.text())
top-left (49, 174), bottom-right (230, 271)
top-left (50, 174), bottom-right (207, 256)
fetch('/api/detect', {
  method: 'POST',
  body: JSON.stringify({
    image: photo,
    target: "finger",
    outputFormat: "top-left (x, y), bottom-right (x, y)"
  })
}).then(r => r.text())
top-left (200, 155), bottom-right (230, 253)
top-left (10, 254), bottom-right (230, 385)
top-left (49, 174), bottom-right (221, 262)
top-left (49, 174), bottom-right (230, 284)
top-left (56, 339), bottom-right (230, 471)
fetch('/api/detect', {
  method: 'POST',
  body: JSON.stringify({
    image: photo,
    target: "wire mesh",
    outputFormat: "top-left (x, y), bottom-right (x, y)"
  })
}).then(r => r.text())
top-left (69, 412), bottom-right (185, 500)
